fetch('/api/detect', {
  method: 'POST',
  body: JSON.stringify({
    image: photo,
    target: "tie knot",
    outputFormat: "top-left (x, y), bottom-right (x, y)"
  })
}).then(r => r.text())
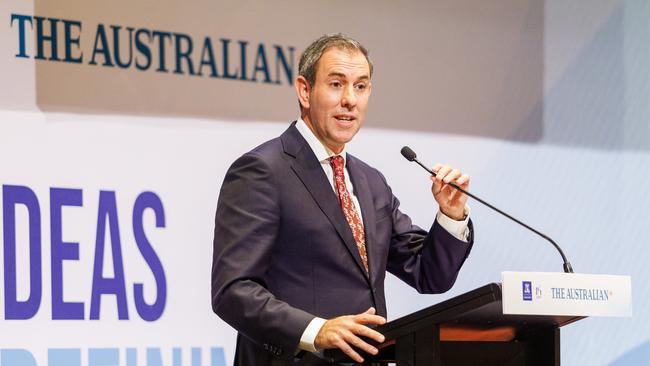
top-left (328, 155), bottom-right (344, 169)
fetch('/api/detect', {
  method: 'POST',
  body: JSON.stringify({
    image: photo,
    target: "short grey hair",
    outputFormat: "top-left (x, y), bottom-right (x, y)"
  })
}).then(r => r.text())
top-left (298, 34), bottom-right (374, 87)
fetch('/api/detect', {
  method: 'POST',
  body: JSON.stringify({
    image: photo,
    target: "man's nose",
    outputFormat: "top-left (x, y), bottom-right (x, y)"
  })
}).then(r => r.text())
top-left (341, 85), bottom-right (357, 109)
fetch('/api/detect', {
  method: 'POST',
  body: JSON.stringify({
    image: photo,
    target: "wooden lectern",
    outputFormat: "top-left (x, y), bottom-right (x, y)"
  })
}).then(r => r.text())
top-left (324, 283), bottom-right (584, 365)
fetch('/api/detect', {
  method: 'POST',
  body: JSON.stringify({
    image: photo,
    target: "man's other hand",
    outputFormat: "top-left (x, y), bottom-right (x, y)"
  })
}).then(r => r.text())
top-left (314, 307), bottom-right (386, 363)
top-left (430, 163), bottom-right (470, 220)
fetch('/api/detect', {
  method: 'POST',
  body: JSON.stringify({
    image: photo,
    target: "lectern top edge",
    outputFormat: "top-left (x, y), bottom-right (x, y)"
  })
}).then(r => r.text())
top-left (324, 282), bottom-right (586, 364)
top-left (375, 282), bottom-right (502, 337)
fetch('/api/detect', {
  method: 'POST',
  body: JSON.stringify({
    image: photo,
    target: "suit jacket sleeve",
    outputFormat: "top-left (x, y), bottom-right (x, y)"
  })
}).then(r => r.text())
top-left (380, 171), bottom-right (474, 294)
top-left (211, 152), bottom-right (313, 358)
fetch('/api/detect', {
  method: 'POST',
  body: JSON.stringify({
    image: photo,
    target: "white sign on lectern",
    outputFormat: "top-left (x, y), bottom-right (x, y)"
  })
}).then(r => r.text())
top-left (502, 271), bottom-right (632, 317)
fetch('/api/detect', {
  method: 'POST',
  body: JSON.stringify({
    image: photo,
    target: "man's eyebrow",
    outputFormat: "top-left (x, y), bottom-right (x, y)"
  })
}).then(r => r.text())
top-left (327, 72), bottom-right (346, 78)
top-left (327, 72), bottom-right (370, 80)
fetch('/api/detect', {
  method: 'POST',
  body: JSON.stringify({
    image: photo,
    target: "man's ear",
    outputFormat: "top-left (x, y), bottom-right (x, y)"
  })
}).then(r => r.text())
top-left (295, 75), bottom-right (311, 110)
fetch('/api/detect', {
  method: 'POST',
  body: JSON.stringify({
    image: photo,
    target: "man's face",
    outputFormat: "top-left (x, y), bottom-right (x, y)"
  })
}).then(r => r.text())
top-left (297, 48), bottom-right (372, 153)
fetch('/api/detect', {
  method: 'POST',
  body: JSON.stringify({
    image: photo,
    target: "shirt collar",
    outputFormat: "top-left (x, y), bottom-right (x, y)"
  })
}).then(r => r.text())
top-left (295, 118), bottom-right (347, 165)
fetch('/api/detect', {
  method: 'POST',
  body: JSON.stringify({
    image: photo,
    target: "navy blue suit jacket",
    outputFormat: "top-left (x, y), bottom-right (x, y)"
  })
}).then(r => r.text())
top-left (211, 123), bottom-right (473, 365)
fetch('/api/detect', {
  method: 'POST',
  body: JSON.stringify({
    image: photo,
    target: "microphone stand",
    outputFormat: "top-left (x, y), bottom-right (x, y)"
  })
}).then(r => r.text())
top-left (401, 146), bottom-right (574, 273)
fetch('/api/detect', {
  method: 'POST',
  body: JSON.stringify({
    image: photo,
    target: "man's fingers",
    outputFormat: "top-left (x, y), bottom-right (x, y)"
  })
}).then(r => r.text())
top-left (314, 310), bottom-right (388, 363)
top-left (430, 175), bottom-right (443, 194)
top-left (355, 307), bottom-right (386, 325)
top-left (443, 169), bottom-right (462, 184)
top-left (354, 312), bottom-right (386, 325)
top-left (335, 337), bottom-right (364, 363)
top-left (363, 307), bottom-right (376, 315)
top-left (351, 323), bottom-right (386, 343)
top-left (456, 174), bottom-right (470, 188)
top-left (448, 174), bottom-right (470, 198)
top-left (432, 166), bottom-right (469, 195)
top-left (343, 331), bottom-right (379, 356)
top-left (432, 165), bottom-right (468, 185)
top-left (435, 165), bottom-right (452, 181)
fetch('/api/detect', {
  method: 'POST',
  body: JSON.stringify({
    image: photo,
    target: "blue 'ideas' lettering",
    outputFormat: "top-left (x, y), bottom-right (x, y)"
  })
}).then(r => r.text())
top-left (2, 185), bottom-right (167, 321)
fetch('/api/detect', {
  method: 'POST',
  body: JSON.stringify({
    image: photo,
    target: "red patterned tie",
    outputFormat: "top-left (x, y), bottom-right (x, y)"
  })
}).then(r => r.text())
top-left (329, 155), bottom-right (369, 274)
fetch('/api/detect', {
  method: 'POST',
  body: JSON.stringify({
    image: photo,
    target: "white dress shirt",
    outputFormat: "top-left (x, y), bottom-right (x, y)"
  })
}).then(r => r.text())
top-left (294, 118), bottom-right (470, 352)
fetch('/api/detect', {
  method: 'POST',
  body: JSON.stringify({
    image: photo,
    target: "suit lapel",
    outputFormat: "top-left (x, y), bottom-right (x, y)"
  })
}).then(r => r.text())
top-left (281, 124), bottom-right (369, 278)
top-left (346, 155), bottom-right (379, 282)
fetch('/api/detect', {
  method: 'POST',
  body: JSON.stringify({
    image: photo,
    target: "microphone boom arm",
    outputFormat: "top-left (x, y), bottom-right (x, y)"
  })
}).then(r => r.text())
top-left (406, 149), bottom-right (574, 273)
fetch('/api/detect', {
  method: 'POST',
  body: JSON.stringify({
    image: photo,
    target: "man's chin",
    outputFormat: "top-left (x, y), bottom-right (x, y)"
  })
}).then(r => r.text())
top-left (332, 136), bottom-right (357, 149)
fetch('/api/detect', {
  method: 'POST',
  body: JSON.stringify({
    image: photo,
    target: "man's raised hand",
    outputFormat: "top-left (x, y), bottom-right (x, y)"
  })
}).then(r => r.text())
top-left (431, 163), bottom-right (470, 221)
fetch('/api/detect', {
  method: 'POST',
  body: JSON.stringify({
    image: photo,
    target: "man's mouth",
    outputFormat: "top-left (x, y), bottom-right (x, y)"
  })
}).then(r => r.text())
top-left (335, 115), bottom-right (355, 122)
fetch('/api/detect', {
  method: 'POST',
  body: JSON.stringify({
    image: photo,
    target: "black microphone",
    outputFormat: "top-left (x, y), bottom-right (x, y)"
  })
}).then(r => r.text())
top-left (400, 146), bottom-right (574, 273)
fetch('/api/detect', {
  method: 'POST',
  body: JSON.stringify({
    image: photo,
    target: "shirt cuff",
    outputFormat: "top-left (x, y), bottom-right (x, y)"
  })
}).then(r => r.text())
top-left (436, 205), bottom-right (471, 242)
top-left (298, 317), bottom-right (327, 353)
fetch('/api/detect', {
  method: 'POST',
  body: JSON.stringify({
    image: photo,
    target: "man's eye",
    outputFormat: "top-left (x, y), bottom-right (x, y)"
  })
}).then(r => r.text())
top-left (355, 84), bottom-right (367, 91)
top-left (331, 81), bottom-right (342, 88)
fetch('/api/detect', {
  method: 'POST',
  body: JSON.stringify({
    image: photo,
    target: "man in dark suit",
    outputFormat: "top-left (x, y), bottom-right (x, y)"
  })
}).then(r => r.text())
top-left (212, 34), bottom-right (474, 365)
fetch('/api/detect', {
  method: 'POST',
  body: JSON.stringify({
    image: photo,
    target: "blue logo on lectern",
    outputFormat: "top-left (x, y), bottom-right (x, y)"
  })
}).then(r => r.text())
top-left (522, 281), bottom-right (533, 301)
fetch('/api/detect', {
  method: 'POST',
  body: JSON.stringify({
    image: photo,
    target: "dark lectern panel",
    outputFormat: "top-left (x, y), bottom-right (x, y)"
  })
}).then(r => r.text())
top-left (376, 283), bottom-right (582, 341)
top-left (324, 283), bottom-right (580, 364)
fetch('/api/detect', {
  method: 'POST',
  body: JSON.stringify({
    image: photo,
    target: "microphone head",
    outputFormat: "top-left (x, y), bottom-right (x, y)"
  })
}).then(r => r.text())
top-left (400, 146), bottom-right (417, 161)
